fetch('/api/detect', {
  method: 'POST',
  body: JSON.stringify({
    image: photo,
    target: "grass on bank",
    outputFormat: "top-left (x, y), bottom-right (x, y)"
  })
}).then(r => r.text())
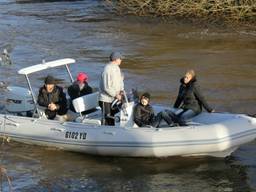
top-left (106, 0), bottom-right (256, 25)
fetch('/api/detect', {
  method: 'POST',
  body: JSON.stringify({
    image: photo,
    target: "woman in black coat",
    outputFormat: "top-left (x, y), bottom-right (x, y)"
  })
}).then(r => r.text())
top-left (172, 69), bottom-right (214, 125)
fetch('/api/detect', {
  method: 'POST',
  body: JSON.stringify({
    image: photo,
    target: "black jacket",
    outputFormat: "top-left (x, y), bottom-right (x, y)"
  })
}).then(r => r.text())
top-left (133, 103), bottom-right (155, 127)
top-left (68, 81), bottom-right (93, 112)
top-left (174, 78), bottom-right (213, 114)
top-left (38, 85), bottom-right (68, 119)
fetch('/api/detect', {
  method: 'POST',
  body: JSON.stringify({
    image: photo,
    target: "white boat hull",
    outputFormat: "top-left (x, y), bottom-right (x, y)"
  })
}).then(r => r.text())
top-left (1, 112), bottom-right (256, 158)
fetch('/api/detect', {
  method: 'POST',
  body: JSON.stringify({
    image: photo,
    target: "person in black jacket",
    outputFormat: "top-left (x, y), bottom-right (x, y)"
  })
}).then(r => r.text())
top-left (134, 92), bottom-right (175, 127)
top-left (133, 92), bottom-right (156, 127)
top-left (38, 75), bottom-right (68, 120)
top-left (68, 72), bottom-right (93, 113)
top-left (171, 69), bottom-right (214, 125)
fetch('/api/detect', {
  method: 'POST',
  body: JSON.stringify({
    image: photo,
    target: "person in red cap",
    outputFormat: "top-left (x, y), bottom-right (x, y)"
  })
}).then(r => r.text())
top-left (68, 72), bottom-right (93, 113)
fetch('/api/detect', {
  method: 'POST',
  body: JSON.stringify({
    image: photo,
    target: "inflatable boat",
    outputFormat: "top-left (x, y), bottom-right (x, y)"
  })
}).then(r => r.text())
top-left (0, 58), bottom-right (255, 157)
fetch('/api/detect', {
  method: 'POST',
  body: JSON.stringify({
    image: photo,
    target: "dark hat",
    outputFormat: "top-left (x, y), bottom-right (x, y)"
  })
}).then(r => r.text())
top-left (44, 75), bottom-right (55, 84)
top-left (110, 52), bottom-right (124, 61)
top-left (141, 92), bottom-right (151, 100)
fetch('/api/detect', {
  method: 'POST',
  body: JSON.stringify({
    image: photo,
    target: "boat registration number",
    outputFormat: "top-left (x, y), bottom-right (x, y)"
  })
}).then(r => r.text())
top-left (65, 131), bottom-right (87, 140)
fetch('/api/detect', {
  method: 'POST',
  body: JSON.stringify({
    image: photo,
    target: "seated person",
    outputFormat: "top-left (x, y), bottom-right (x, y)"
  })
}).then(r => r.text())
top-left (68, 72), bottom-right (93, 115)
top-left (38, 75), bottom-right (68, 120)
top-left (134, 92), bottom-right (175, 127)
top-left (133, 92), bottom-right (157, 127)
top-left (164, 69), bottom-right (214, 126)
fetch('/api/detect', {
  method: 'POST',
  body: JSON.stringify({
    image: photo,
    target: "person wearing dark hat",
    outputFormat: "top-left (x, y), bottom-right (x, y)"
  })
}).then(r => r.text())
top-left (38, 75), bottom-right (68, 120)
top-left (68, 72), bottom-right (93, 113)
top-left (133, 92), bottom-right (156, 127)
top-left (99, 51), bottom-right (124, 125)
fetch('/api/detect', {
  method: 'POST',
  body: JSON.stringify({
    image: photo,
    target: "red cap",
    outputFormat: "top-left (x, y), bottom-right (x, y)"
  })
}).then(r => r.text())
top-left (76, 72), bottom-right (88, 82)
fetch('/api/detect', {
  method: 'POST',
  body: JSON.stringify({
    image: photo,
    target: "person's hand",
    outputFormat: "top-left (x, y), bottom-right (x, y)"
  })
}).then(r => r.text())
top-left (48, 103), bottom-right (57, 111)
top-left (48, 103), bottom-right (53, 111)
top-left (115, 94), bottom-right (122, 101)
top-left (51, 104), bottom-right (57, 111)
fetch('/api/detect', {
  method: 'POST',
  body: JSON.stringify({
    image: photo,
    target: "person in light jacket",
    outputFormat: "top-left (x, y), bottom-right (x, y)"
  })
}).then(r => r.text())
top-left (99, 52), bottom-right (124, 125)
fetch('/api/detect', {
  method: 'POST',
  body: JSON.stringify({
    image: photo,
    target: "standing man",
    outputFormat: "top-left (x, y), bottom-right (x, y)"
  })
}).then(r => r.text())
top-left (99, 52), bottom-right (124, 125)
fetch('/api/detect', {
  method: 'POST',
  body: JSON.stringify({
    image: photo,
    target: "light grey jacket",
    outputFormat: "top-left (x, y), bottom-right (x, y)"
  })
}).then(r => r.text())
top-left (99, 62), bottom-right (124, 103)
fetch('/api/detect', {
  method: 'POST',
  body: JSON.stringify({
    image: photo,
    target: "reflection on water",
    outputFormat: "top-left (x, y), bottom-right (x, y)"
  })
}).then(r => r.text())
top-left (0, 142), bottom-right (253, 191)
top-left (0, 0), bottom-right (256, 191)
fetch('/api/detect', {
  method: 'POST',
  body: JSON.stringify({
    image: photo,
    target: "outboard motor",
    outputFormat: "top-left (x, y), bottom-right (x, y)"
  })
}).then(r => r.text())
top-left (5, 86), bottom-right (35, 117)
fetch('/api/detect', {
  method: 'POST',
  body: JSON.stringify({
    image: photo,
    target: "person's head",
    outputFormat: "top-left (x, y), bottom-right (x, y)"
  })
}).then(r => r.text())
top-left (109, 52), bottom-right (123, 65)
top-left (140, 92), bottom-right (151, 106)
top-left (76, 72), bottom-right (88, 84)
top-left (44, 75), bottom-right (55, 92)
top-left (184, 69), bottom-right (196, 84)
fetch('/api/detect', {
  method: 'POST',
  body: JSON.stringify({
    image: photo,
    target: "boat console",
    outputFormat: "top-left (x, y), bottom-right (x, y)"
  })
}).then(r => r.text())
top-left (72, 91), bottom-right (137, 127)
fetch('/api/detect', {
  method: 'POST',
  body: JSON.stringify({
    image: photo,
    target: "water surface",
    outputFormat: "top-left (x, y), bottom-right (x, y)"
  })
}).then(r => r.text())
top-left (0, 0), bottom-right (256, 191)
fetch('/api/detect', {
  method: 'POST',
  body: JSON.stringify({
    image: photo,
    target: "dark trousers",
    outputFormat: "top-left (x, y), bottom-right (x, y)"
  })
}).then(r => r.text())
top-left (99, 101), bottom-right (115, 126)
top-left (151, 111), bottom-right (175, 128)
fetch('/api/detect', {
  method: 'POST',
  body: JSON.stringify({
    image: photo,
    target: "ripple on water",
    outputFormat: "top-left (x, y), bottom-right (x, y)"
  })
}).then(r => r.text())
top-left (0, 0), bottom-right (256, 191)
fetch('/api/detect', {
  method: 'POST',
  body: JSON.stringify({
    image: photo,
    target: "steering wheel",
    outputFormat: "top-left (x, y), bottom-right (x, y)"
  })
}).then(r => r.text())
top-left (111, 99), bottom-right (122, 111)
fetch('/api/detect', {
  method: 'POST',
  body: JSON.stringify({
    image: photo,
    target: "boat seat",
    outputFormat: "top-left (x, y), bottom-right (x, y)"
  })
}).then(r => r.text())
top-left (72, 92), bottom-right (102, 125)
top-left (72, 92), bottom-right (99, 115)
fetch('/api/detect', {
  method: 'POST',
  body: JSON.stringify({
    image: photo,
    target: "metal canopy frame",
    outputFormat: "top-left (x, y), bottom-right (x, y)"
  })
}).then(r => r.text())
top-left (19, 58), bottom-right (76, 117)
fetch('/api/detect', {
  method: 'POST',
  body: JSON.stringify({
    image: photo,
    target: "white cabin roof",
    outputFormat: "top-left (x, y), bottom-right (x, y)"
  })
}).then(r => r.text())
top-left (18, 58), bottom-right (76, 75)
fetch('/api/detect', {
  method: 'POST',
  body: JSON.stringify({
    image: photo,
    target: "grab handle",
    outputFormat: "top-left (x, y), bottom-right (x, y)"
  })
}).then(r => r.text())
top-left (50, 128), bottom-right (65, 132)
top-left (4, 116), bottom-right (20, 127)
top-left (103, 131), bottom-right (116, 136)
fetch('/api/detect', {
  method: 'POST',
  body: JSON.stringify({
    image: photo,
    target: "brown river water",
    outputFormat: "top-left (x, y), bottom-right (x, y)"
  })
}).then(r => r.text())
top-left (0, 0), bottom-right (256, 191)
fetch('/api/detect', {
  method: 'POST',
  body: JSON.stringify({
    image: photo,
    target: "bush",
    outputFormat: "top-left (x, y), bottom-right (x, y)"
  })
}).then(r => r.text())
top-left (106, 0), bottom-right (256, 25)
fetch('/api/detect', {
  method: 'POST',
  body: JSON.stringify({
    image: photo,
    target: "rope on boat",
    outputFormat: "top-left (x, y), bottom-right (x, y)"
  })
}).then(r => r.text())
top-left (0, 107), bottom-right (13, 192)
top-left (0, 166), bottom-right (13, 192)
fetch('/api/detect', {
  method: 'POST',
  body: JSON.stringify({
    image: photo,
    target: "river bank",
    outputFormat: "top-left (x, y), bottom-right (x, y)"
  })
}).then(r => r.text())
top-left (106, 0), bottom-right (256, 28)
